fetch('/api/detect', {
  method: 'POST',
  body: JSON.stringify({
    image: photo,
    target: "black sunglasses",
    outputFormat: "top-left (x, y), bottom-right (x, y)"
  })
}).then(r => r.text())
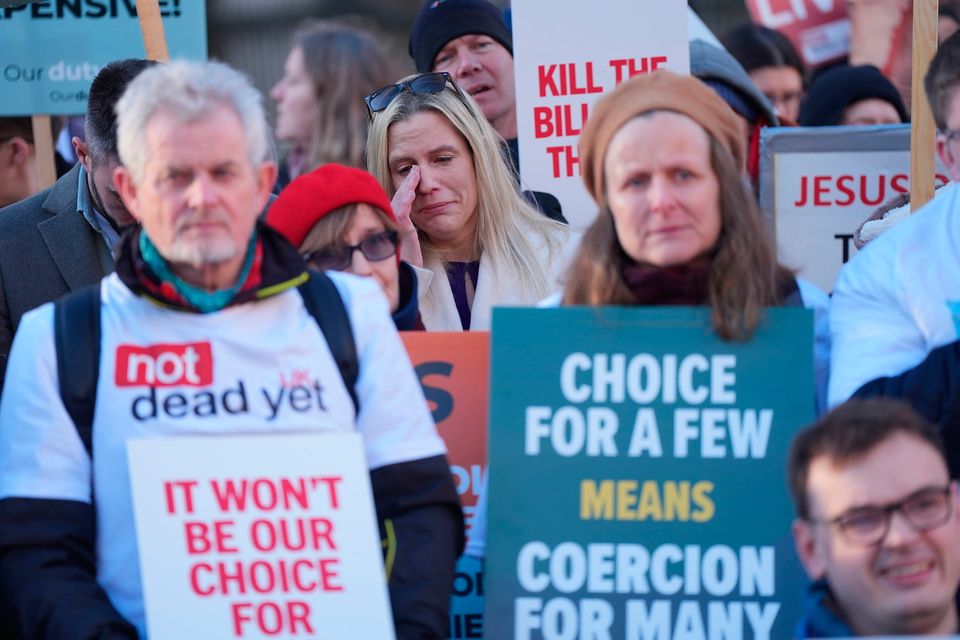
top-left (303, 230), bottom-right (399, 271)
top-left (364, 72), bottom-right (467, 117)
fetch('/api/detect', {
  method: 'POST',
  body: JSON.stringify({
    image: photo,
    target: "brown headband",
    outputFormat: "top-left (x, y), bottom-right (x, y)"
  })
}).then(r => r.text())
top-left (579, 70), bottom-right (746, 203)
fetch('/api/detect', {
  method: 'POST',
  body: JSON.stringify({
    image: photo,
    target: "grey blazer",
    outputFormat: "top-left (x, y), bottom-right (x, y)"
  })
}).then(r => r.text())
top-left (0, 164), bottom-right (111, 389)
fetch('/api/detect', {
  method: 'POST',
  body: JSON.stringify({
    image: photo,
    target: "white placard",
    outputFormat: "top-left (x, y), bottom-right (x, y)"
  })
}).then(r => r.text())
top-left (128, 433), bottom-right (395, 640)
top-left (512, 0), bottom-right (690, 229)
top-left (761, 125), bottom-right (949, 292)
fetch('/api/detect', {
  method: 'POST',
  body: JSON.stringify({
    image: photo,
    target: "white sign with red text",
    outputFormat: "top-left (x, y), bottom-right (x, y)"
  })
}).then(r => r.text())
top-left (746, 0), bottom-right (849, 66)
top-left (761, 126), bottom-right (948, 292)
top-left (512, 0), bottom-right (689, 229)
top-left (128, 433), bottom-right (394, 640)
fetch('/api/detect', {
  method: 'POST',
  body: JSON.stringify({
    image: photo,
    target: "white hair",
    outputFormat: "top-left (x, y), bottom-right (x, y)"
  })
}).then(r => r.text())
top-left (116, 59), bottom-right (273, 181)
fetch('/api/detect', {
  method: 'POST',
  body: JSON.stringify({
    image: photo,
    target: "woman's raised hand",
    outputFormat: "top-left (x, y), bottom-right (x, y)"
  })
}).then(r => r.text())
top-left (392, 166), bottom-right (423, 267)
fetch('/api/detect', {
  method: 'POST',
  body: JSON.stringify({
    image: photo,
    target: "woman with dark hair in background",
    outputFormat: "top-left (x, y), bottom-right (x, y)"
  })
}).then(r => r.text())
top-left (271, 22), bottom-right (397, 184)
top-left (723, 23), bottom-right (807, 122)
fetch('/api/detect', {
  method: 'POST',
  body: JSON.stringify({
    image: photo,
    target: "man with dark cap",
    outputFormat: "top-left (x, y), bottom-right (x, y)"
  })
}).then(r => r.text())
top-left (0, 58), bottom-right (155, 390)
top-left (410, 0), bottom-right (515, 142)
top-left (799, 64), bottom-right (909, 126)
top-left (408, 0), bottom-right (566, 223)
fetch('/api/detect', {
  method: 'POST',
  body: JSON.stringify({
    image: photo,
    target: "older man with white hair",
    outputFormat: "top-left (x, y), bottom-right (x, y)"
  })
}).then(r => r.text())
top-left (0, 60), bottom-right (462, 639)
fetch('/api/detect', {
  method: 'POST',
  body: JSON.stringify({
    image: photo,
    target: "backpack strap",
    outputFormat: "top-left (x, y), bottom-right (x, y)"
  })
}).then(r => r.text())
top-left (54, 284), bottom-right (102, 457)
top-left (298, 271), bottom-right (360, 414)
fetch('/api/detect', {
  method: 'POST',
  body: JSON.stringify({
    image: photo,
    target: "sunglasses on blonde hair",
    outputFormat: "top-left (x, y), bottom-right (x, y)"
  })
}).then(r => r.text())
top-left (364, 71), bottom-right (468, 117)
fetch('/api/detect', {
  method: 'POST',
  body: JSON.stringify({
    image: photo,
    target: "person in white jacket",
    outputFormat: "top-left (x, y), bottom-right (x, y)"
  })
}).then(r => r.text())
top-left (829, 30), bottom-right (960, 477)
top-left (365, 72), bottom-right (577, 331)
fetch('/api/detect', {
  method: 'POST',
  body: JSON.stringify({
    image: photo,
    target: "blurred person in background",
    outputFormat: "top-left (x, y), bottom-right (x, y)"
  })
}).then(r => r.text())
top-left (366, 72), bottom-right (576, 331)
top-left (0, 117), bottom-right (38, 208)
top-left (690, 39), bottom-right (779, 186)
top-left (271, 21), bottom-right (398, 186)
top-left (268, 163), bottom-right (424, 330)
top-left (723, 23), bottom-right (807, 123)
top-left (799, 64), bottom-right (908, 126)
top-left (0, 58), bottom-right (154, 391)
top-left (941, 4), bottom-right (960, 44)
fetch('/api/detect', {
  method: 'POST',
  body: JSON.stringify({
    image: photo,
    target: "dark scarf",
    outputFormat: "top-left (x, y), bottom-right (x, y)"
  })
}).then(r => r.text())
top-left (622, 260), bottom-right (712, 306)
top-left (621, 259), bottom-right (802, 308)
top-left (394, 260), bottom-right (425, 331)
top-left (114, 222), bottom-right (309, 312)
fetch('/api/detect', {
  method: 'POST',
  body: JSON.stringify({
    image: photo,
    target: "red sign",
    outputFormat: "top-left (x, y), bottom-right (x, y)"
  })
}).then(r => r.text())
top-left (746, 0), bottom-right (850, 66)
top-left (402, 332), bottom-right (488, 531)
top-left (116, 342), bottom-right (214, 387)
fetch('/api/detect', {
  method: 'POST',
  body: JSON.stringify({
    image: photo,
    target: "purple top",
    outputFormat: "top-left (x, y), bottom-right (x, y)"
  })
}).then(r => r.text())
top-left (445, 260), bottom-right (481, 330)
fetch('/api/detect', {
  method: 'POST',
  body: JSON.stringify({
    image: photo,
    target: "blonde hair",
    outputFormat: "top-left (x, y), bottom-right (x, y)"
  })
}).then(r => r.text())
top-left (366, 77), bottom-right (567, 303)
top-left (294, 22), bottom-right (397, 170)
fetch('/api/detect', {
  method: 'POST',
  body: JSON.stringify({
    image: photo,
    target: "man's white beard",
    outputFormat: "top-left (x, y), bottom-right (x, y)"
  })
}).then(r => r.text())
top-left (163, 210), bottom-right (240, 269)
top-left (165, 236), bottom-right (239, 270)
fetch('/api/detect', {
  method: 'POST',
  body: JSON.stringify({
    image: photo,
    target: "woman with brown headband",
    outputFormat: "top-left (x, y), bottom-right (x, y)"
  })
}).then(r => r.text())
top-left (565, 70), bottom-right (829, 406)
top-left (466, 71), bottom-right (831, 564)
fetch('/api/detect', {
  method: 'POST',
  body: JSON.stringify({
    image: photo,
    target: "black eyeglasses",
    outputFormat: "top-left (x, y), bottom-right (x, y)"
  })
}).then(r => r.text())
top-left (303, 230), bottom-right (399, 271)
top-left (364, 72), bottom-right (467, 117)
top-left (809, 485), bottom-right (954, 547)
top-left (942, 128), bottom-right (960, 145)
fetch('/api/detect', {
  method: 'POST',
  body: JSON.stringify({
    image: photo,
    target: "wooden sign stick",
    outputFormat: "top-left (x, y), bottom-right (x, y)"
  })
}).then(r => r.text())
top-left (910, 0), bottom-right (938, 212)
top-left (135, 0), bottom-right (170, 62)
top-left (30, 115), bottom-right (56, 191)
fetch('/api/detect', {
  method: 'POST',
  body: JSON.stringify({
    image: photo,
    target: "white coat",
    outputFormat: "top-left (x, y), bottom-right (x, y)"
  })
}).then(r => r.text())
top-left (413, 224), bottom-right (579, 331)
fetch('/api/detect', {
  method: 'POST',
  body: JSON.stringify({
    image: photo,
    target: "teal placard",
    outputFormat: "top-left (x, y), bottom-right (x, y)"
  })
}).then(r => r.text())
top-left (486, 306), bottom-right (814, 639)
top-left (0, 0), bottom-right (206, 115)
top-left (449, 554), bottom-right (485, 639)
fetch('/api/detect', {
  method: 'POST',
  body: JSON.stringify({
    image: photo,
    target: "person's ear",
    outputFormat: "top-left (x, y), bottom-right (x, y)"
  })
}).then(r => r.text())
top-left (792, 518), bottom-right (828, 580)
top-left (72, 136), bottom-right (91, 170)
top-left (6, 137), bottom-right (34, 167)
top-left (114, 165), bottom-right (142, 223)
top-left (255, 160), bottom-right (278, 208)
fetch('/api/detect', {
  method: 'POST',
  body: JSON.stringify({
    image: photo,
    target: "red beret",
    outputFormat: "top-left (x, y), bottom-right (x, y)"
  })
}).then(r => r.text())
top-left (267, 163), bottom-right (397, 249)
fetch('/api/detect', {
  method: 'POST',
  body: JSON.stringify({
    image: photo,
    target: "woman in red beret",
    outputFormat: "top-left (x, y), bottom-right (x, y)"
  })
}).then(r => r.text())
top-left (266, 163), bottom-right (424, 330)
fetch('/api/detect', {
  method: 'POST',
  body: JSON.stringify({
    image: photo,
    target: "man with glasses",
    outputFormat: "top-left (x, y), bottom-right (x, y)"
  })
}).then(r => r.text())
top-left (829, 30), bottom-right (960, 478)
top-left (789, 399), bottom-right (960, 637)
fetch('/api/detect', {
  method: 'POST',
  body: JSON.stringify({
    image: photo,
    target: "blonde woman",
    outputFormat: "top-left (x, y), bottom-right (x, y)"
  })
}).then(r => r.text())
top-left (365, 72), bottom-right (577, 330)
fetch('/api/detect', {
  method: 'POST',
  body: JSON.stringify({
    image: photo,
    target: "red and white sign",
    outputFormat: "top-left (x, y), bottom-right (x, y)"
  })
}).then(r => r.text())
top-left (128, 433), bottom-right (394, 639)
top-left (762, 126), bottom-right (949, 292)
top-left (512, 0), bottom-right (689, 229)
top-left (746, 0), bottom-right (850, 66)
top-left (116, 342), bottom-right (213, 387)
